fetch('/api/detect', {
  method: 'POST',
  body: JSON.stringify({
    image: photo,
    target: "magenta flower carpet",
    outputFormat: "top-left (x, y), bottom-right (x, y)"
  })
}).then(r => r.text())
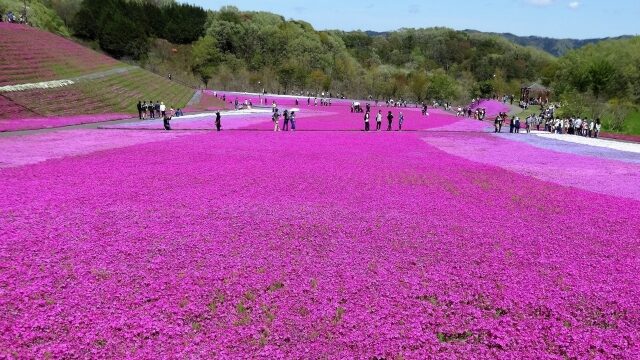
top-left (0, 114), bottom-right (132, 132)
top-left (1, 97), bottom-right (639, 358)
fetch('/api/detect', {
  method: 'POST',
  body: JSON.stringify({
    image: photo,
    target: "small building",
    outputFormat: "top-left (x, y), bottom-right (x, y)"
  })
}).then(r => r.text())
top-left (520, 82), bottom-right (551, 104)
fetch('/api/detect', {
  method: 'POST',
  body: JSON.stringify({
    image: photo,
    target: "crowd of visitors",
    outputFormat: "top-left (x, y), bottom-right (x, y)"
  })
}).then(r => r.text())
top-left (137, 101), bottom-right (178, 120)
top-left (542, 117), bottom-right (602, 138)
top-left (137, 91), bottom-right (610, 138)
top-left (363, 110), bottom-right (406, 132)
top-left (271, 109), bottom-right (297, 132)
top-left (1, 11), bottom-right (26, 24)
top-left (456, 106), bottom-right (486, 120)
top-left (491, 103), bottom-right (602, 139)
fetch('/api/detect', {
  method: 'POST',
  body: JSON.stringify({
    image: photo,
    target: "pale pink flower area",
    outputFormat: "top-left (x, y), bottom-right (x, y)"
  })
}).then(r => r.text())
top-left (0, 114), bottom-right (131, 132)
top-left (0, 129), bottom-right (193, 168)
top-left (1, 103), bottom-right (640, 358)
top-left (424, 132), bottom-right (640, 201)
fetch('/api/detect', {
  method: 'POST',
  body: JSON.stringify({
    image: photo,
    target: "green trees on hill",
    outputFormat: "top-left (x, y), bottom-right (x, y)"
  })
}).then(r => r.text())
top-left (72, 0), bottom-right (206, 59)
top-left (552, 37), bottom-right (640, 133)
top-left (189, 7), bottom-right (554, 102)
top-left (0, 0), bottom-right (70, 36)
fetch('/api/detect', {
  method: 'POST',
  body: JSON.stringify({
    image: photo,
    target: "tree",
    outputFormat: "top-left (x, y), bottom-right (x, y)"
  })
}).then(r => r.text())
top-left (427, 69), bottom-right (458, 101)
top-left (409, 71), bottom-right (428, 102)
top-left (47, 0), bottom-right (82, 27)
top-left (98, 12), bottom-right (149, 59)
top-left (588, 59), bottom-right (617, 98)
top-left (191, 35), bottom-right (222, 87)
top-left (277, 64), bottom-right (296, 93)
top-left (162, 3), bottom-right (207, 44)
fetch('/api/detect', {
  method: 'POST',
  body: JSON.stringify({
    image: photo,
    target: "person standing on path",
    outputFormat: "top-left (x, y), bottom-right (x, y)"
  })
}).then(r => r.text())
top-left (163, 110), bottom-right (172, 130)
top-left (364, 111), bottom-right (370, 131)
top-left (398, 112), bottom-right (404, 131)
top-left (290, 111), bottom-right (296, 131)
top-left (215, 111), bottom-right (222, 131)
top-left (376, 110), bottom-right (382, 131)
top-left (273, 110), bottom-right (280, 132)
top-left (160, 102), bottom-right (166, 118)
top-left (387, 111), bottom-right (394, 131)
top-left (282, 110), bottom-right (290, 131)
top-left (137, 101), bottom-right (143, 120)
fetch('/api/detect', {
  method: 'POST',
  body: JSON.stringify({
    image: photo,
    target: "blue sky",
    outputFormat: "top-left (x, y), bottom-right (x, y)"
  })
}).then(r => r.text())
top-left (188, 0), bottom-right (639, 39)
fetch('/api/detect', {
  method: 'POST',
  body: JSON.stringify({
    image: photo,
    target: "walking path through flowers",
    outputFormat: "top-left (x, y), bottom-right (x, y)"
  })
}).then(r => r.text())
top-left (1, 96), bottom-right (639, 358)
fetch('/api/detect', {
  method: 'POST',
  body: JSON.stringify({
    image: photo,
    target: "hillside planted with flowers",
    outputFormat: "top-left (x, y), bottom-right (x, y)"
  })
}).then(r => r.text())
top-left (0, 23), bottom-right (120, 86)
top-left (0, 23), bottom-right (196, 130)
top-left (3, 69), bottom-right (194, 117)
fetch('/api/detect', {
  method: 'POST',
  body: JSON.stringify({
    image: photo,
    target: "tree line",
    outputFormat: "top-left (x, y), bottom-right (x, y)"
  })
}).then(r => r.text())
top-left (71, 0), bottom-right (206, 59)
top-left (190, 6), bottom-right (557, 103)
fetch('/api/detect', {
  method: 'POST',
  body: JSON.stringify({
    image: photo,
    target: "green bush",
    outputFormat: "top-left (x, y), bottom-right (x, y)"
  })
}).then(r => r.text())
top-left (0, 0), bottom-right (70, 36)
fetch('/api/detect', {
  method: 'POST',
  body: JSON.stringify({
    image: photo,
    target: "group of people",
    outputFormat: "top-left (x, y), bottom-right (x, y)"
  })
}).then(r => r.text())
top-left (385, 99), bottom-right (410, 107)
top-left (494, 113), bottom-right (539, 134)
top-left (456, 106), bottom-right (486, 120)
top-left (493, 113), bottom-right (534, 134)
top-left (160, 109), bottom-right (221, 131)
top-left (234, 98), bottom-right (253, 110)
top-left (137, 101), bottom-right (182, 120)
top-left (135, 100), bottom-right (187, 130)
top-left (272, 109), bottom-right (297, 131)
top-left (544, 117), bottom-right (602, 138)
top-left (363, 110), bottom-right (405, 131)
top-left (1, 11), bottom-right (26, 24)
top-left (492, 111), bottom-right (602, 138)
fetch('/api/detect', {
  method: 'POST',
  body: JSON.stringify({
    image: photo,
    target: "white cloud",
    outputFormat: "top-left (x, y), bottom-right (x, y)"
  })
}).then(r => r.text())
top-left (569, 1), bottom-right (580, 9)
top-left (526, 0), bottom-right (554, 6)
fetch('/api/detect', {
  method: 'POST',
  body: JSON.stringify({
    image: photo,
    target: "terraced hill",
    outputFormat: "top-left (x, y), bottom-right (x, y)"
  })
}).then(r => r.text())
top-left (4, 68), bottom-right (195, 116)
top-left (0, 23), bottom-right (198, 131)
top-left (0, 23), bottom-right (120, 85)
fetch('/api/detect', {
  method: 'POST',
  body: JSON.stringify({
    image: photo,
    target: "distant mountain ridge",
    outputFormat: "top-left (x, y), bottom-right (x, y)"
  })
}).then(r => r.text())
top-left (465, 30), bottom-right (633, 56)
top-left (364, 30), bottom-right (633, 57)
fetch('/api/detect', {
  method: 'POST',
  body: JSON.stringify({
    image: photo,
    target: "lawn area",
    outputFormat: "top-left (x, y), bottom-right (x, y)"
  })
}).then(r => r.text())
top-left (603, 110), bottom-right (640, 136)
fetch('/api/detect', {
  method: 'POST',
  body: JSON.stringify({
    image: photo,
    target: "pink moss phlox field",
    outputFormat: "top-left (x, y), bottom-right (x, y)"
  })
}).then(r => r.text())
top-left (0, 113), bottom-right (131, 132)
top-left (0, 95), bottom-right (37, 120)
top-left (424, 132), bottom-right (640, 201)
top-left (0, 129), bottom-right (193, 168)
top-left (245, 107), bottom-right (454, 131)
top-left (1, 100), bottom-right (640, 358)
top-left (471, 100), bottom-right (511, 118)
top-left (0, 23), bottom-right (118, 86)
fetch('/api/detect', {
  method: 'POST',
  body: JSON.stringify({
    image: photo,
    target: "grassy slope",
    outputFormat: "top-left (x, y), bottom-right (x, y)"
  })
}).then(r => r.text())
top-left (0, 0), bottom-right (70, 36)
top-left (601, 110), bottom-right (640, 136)
top-left (0, 24), bottom-right (195, 118)
top-left (5, 69), bottom-right (194, 116)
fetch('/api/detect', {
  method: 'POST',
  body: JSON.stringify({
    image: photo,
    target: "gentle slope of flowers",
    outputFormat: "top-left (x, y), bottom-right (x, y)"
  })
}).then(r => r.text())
top-left (1, 104), bottom-right (639, 357)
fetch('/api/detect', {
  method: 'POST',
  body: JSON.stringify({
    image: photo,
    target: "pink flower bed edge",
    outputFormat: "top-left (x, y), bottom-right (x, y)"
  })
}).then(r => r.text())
top-left (0, 114), bottom-right (132, 132)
